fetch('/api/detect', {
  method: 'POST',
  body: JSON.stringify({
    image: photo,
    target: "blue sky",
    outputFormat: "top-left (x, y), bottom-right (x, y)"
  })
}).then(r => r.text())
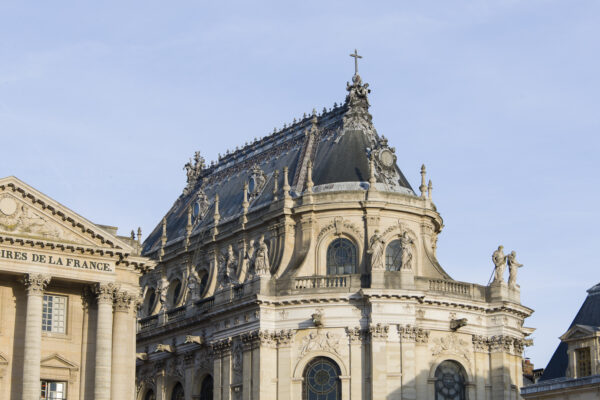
top-left (1, 1), bottom-right (599, 368)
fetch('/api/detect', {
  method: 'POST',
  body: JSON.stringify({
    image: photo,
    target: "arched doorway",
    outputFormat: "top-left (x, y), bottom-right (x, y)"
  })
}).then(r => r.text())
top-left (144, 389), bottom-right (155, 400)
top-left (434, 360), bottom-right (467, 400)
top-left (303, 357), bottom-right (341, 400)
top-left (171, 382), bottom-right (185, 400)
top-left (200, 375), bottom-right (214, 399)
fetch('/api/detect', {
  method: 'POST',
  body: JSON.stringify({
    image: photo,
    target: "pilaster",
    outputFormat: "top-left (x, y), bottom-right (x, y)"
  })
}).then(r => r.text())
top-left (345, 327), bottom-right (364, 399)
top-left (369, 323), bottom-right (388, 400)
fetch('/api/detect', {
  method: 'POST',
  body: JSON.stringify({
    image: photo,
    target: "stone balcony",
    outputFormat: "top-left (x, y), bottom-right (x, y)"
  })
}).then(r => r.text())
top-left (137, 273), bottom-right (516, 333)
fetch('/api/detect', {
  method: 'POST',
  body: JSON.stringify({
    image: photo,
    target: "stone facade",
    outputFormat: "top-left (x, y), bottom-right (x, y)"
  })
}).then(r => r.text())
top-left (0, 176), bottom-right (153, 400)
top-left (136, 71), bottom-right (534, 400)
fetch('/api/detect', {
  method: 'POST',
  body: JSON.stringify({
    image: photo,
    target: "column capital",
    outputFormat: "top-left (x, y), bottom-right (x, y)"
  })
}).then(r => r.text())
top-left (113, 290), bottom-right (133, 312)
top-left (22, 273), bottom-right (51, 295)
top-left (94, 282), bottom-right (118, 304)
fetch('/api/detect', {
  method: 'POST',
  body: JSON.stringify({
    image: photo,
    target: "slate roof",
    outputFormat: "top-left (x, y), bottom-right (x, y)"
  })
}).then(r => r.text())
top-left (142, 74), bottom-right (415, 256)
top-left (540, 283), bottom-right (600, 380)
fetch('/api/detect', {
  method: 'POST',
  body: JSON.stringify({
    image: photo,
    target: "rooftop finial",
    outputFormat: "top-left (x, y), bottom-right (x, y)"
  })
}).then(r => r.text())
top-left (420, 164), bottom-right (427, 199)
top-left (137, 227), bottom-right (142, 245)
top-left (350, 49), bottom-right (362, 76)
top-left (282, 166), bottom-right (291, 199)
top-left (428, 179), bottom-right (433, 200)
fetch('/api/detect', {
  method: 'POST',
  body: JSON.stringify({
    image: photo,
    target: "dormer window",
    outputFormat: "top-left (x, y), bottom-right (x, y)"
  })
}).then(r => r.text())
top-left (576, 347), bottom-right (591, 377)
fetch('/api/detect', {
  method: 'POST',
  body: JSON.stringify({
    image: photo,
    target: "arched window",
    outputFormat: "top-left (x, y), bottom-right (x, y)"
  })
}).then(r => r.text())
top-left (303, 357), bottom-right (341, 400)
top-left (198, 270), bottom-right (209, 298)
top-left (434, 360), bottom-right (467, 400)
top-left (326, 238), bottom-right (357, 275)
top-left (385, 239), bottom-right (402, 271)
top-left (200, 375), bottom-right (213, 400)
top-left (142, 289), bottom-right (157, 316)
top-left (168, 279), bottom-right (183, 307)
top-left (171, 382), bottom-right (185, 400)
top-left (144, 389), bottom-right (155, 400)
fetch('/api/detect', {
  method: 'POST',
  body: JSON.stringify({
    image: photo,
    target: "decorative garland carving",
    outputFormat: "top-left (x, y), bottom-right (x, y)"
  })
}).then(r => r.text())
top-left (317, 216), bottom-right (363, 243)
top-left (431, 333), bottom-right (470, 360)
top-left (298, 331), bottom-right (341, 359)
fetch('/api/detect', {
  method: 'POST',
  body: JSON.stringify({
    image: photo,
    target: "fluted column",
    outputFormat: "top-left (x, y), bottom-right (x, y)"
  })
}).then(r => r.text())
top-left (111, 290), bottom-right (132, 399)
top-left (21, 273), bottom-right (51, 400)
top-left (94, 283), bottom-right (116, 400)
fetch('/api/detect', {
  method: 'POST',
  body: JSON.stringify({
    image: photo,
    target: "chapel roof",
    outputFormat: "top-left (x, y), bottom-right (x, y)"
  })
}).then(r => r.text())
top-left (540, 282), bottom-right (600, 380)
top-left (142, 72), bottom-right (415, 256)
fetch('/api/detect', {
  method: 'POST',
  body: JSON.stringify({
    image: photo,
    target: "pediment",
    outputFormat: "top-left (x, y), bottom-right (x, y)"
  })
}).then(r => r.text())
top-left (40, 353), bottom-right (79, 371)
top-left (0, 176), bottom-right (131, 251)
top-left (560, 324), bottom-right (600, 341)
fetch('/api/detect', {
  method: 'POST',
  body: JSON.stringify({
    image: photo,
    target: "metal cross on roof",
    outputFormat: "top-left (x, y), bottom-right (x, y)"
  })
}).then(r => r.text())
top-left (349, 49), bottom-right (362, 75)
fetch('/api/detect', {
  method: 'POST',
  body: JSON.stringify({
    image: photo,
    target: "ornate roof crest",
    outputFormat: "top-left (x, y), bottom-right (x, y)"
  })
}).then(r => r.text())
top-left (183, 151), bottom-right (205, 195)
top-left (248, 164), bottom-right (267, 201)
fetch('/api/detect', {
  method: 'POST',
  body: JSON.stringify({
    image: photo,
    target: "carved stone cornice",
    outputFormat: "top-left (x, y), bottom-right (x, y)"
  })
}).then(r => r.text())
top-left (22, 273), bottom-right (51, 295)
top-left (489, 335), bottom-right (513, 353)
top-left (369, 323), bottom-right (389, 340)
top-left (398, 324), bottom-right (430, 343)
top-left (94, 282), bottom-right (118, 304)
top-left (472, 335), bottom-right (490, 353)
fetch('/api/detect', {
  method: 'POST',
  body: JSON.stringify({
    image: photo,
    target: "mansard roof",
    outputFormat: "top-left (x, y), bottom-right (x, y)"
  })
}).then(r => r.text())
top-left (540, 282), bottom-right (600, 381)
top-left (143, 73), bottom-right (415, 256)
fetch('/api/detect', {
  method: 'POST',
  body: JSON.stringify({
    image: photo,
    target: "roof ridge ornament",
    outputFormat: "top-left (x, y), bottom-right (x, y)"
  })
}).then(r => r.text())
top-left (343, 49), bottom-right (373, 131)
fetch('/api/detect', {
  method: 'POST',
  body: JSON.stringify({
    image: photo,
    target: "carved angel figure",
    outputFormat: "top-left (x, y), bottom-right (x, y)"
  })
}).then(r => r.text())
top-left (400, 231), bottom-right (414, 270)
top-left (492, 245), bottom-right (507, 283)
top-left (367, 230), bottom-right (385, 270)
top-left (226, 245), bottom-right (238, 284)
top-left (186, 268), bottom-right (200, 303)
top-left (507, 251), bottom-right (523, 288)
top-left (157, 276), bottom-right (169, 310)
top-left (254, 235), bottom-right (270, 277)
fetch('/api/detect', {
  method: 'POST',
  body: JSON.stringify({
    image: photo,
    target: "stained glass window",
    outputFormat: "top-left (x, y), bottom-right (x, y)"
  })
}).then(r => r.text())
top-left (434, 360), bottom-right (466, 400)
top-left (42, 295), bottom-right (66, 334)
top-left (385, 239), bottom-right (402, 271)
top-left (303, 357), bottom-right (341, 400)
top-left (172, 382), bottom-right (185, 400)
top-left (326, 238), bottom-right (357, 275)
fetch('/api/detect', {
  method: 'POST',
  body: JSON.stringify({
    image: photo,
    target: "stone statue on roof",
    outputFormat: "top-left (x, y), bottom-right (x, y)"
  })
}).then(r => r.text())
top-left (492, 245), bottom-right (507, 283)
top-left (507, 251), bottom-right (523, 288)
